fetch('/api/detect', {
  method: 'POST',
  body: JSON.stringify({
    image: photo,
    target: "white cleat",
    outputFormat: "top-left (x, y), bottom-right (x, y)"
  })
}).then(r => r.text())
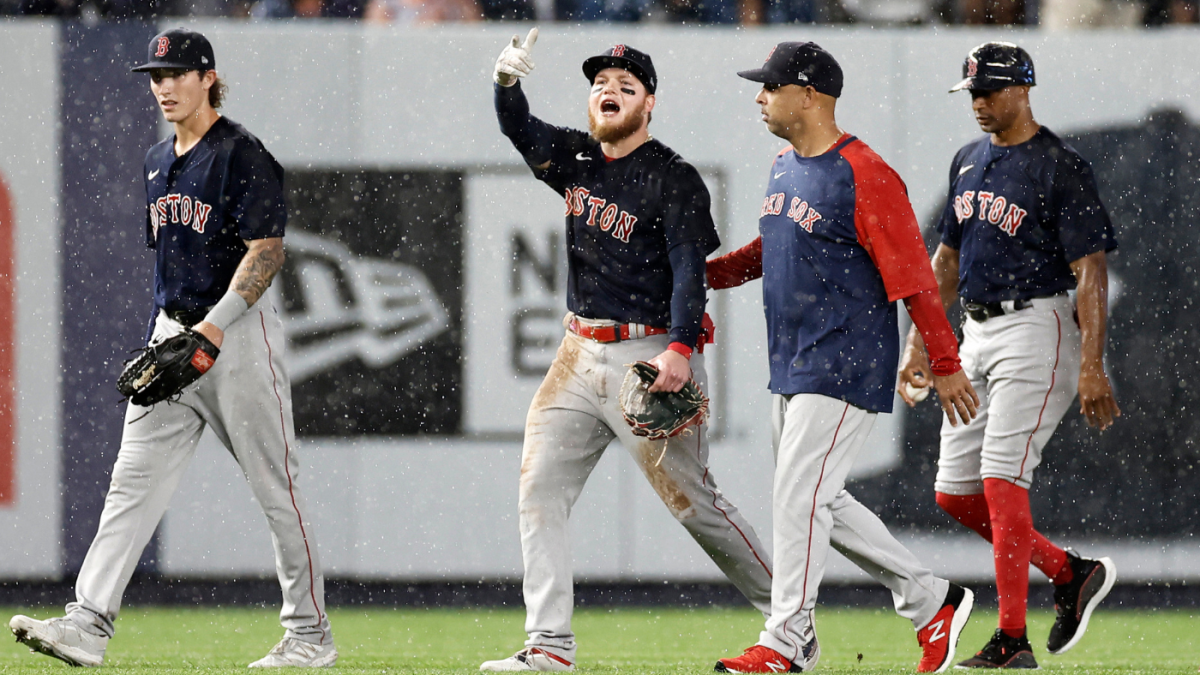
top-left (249, 637), bottom-right (338, 668)
top-left (9, 614), bottom-right (107, 667)
top-left (480, 647), bottom-right (575, 672)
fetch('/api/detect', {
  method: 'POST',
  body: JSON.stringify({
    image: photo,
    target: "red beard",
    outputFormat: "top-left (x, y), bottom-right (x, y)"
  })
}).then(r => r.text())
top-left (588, 105), bottom-right (646, 145)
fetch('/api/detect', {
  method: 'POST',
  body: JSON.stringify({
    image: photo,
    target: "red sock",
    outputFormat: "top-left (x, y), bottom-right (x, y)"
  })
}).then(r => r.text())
top-left (936, 491), bottom-right (1072, 584)
top-left (983, 478), bottom-right (1033, 634)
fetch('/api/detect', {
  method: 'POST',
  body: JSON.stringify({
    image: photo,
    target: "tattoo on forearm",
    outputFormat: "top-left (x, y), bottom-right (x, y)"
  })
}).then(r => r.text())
top-left (233, 244), bottom-right (284, 306)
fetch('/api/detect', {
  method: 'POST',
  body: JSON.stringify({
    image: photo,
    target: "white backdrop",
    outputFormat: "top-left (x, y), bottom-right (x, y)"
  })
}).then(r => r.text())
top-left (2, 21), bottom-right (1198, 582)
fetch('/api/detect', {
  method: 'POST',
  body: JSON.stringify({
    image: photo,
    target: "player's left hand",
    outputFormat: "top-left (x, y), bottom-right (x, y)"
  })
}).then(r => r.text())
top-left (192, 321), bottom-right (225, 349)
top-left (648, 349), bottom-right (690, 393)
top-left (932, 370), bottom-right (980, 427)
top-left (1078, 365), bottom-right (1120, 430)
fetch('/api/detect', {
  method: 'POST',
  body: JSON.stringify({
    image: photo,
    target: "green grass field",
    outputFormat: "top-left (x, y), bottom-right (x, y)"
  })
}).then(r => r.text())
top-left (1, 606), bottom-right (1196, 673)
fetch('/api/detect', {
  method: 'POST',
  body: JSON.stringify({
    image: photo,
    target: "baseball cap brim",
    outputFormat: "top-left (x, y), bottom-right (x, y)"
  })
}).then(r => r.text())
top-left (948, 75), bottom-right (1026, 93)
top-left (131, 60), bottom-right (202, 73)
top-left (737, 67), bottom-right (789, 85)
top-left (583, 55), bottom-right (654, 92)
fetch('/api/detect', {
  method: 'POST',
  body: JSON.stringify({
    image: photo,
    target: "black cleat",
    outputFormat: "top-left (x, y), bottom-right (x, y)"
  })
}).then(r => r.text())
top-left (956, 629), bottom-right (1038, 669)
top-left (1047, 550), bottom-right (1116, 654)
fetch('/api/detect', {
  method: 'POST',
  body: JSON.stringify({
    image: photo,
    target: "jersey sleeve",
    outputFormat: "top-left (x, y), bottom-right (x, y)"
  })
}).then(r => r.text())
top-left (841, 143), bottom-right (938, 302)
top-left (660, 161), bottom-right (721, 255)
top-left (225, 140), bottom-right (287, 240)
top-left (936, 148), bottom-right (967, 250)
top-left (1051, 151), bottom-right (1117, 261)
top-left (531, 126), bottom-right (597, 193)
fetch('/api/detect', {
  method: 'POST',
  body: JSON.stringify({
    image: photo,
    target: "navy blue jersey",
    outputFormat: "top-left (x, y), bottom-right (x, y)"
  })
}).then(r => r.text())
top-left (937, 127), bottom-right (1116, 303)
top-left (144, 116), bottom-right (286, 313)
top-left (760, 135), bottom-right (937, 414)
top-left (533, 127), bottom-right (721, 331)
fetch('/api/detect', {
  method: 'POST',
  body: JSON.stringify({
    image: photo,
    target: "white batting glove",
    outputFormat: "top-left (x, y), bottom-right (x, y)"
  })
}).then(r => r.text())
top-left (494, 27), bottom-right (538, 87)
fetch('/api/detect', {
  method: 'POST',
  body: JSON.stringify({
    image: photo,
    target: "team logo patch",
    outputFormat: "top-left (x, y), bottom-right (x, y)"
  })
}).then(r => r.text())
top-left (611, 44), bottom-right (626, 57)
top-left (155, 36), bottom-right (170, 58)
top-left (190, 348), bottom-right (215, 374)
top-left (966, 57), bottom-right (978, 77)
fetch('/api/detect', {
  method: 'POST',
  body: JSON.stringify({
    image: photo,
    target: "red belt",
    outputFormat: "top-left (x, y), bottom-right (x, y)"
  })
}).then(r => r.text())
top-left (568, 313), bottom-right (715, 353)
top-left (569, 319), bottom-right (667, 343)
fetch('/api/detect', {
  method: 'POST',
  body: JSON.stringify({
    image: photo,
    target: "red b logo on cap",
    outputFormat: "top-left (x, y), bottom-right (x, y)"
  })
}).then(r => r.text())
top-left (612, 44), bottom-right (626, 57)
top-left (966, 57), bottom-right (978, 77)
top-left (155, 36), bottom-right (170, 57)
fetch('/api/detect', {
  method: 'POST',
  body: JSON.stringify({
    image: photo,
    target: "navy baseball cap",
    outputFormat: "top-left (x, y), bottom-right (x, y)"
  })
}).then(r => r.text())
top-left (131, 28), bottom-right (215, 73)
top-left (738, 42), bottom-right (843, 98)
top-left (583, 44), bottom-right (657, 95)
top-left (949, 42), bottom-right (1035, 93)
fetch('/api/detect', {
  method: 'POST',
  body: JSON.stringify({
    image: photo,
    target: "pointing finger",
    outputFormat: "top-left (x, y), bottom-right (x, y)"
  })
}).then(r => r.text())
top-left (522, 27), bottom-right (539, 52)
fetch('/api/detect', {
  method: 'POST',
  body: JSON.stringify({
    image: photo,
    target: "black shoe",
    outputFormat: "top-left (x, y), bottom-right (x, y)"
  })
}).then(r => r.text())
top-left (1047, 550), bottom-right (1116, 654)
top-left (956, 629), bottom-right (1038, 669)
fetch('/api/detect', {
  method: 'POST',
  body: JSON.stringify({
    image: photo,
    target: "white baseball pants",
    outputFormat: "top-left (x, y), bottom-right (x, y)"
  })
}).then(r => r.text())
top-left (520, 318), bottom-right (773, 662)
top-left (759, 393), bottom-right (948, 663)
top-left (936, 295), bottom-right (1081, 493)
top-left (67, 297), bottom-right (331, 646)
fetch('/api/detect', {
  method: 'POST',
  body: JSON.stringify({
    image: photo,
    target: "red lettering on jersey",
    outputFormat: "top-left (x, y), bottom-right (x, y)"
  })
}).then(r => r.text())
top-left (960, 191), bottom-right (975, 219)
top-left (586, 196), bottom-right (606, 227)
top-left (192, 202), bottom-right (212, 233)
top-left (563, 189), bottom-right (573, 216)
top-left (953, 195), bottom-right (965, 223)
top-left (599, 203), bottom-right (619, 232)
top-left (787, 196), bottom-right (806, 222)
top-left (760, 195), bottom-right (772, 217)
top-left (797, 206), bottom-right (822, 233)
top-left (612, 212), bottom-right (638, 243)
top-left (773, 193), bottom-right (786, 215)
top-left (572, 187), bottom-right (588, 216)
top-left (976, 191), bottom-right (995, 219)
top-left (999, 204), bottom-right (1028, 236)
top-left (166, 194), bottom-right (181, 222)
top-left (155, 36), bottom-right (170, 58)
top-left (149, 202), bottom-right (160, 238)
top-left (156, 197), bottom-right (168, 225)
top-left (987, 196), bottom-right (1007, 224)
top-left (180, 195), bottom-right (193, 227)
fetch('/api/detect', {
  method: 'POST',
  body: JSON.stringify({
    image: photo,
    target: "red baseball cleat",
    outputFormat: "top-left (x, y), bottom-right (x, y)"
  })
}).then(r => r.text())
top-left (716, 643), bottom-right (816, 674)
top-left (917, 583), bottom-right (975, 672)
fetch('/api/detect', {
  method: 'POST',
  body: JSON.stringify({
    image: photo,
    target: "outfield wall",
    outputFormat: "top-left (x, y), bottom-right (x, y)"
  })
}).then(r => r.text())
top-left (0, 20), bottom-right (1197, 586)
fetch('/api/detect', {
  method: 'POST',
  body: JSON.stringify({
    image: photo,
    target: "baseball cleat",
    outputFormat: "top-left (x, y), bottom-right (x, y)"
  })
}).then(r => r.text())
top-left (480, 647), bottom-right (575, 672)
top-left (716, 632), bottom-right (819, 674)
top-left (956, 629), bottom-right (1038, 669)
top-left (9, 614), bottom-right (107, 667)
top-left (1047, 550), bottom-right (1116, 655)
top-left (248, 637), bottom-right (338, 668)
top-left (917, 583), bottom-right (975, 672)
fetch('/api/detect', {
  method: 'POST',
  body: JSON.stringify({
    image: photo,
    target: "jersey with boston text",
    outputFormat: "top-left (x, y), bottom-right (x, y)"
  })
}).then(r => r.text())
top-left (531, 128), bottom-right (721, 330)
top-left (144, 116), bottom-right (286, 314)
top-left (760, 134), bottom-right (937, 414)
top-left (937, 127), bottom-right (1116, 303)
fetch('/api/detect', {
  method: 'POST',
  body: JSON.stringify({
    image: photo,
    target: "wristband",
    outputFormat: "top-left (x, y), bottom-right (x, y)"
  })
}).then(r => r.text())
top-left (668, 342), bottom-right (693, 359)
top-left (203, 290), bottom-right (250, 332)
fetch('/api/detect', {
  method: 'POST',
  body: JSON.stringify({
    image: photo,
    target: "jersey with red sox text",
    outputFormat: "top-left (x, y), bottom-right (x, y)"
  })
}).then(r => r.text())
top-left (937, 127), bottom-right (1116, 303)
top-left (144, 116), bottom-right (286, 317)
top-left (760, 134), bottom-right (938, 414)
top-left (532, 129), bottom-right (721, 338)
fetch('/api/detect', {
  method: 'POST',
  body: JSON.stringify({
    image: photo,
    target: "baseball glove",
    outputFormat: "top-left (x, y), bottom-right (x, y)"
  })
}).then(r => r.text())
top-left (116, 329), bottom-right (220, 406)
top-left (618, 361), bottom-right (710, 441)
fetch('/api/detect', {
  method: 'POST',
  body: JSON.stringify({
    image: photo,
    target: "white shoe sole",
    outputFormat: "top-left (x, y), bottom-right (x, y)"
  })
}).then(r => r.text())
top-left (10, 619), bottom-right (103, 668)
top-left (1050, 557), bottom-right (1116, 655)
top-left (935, 588), bottom-right (975, 673)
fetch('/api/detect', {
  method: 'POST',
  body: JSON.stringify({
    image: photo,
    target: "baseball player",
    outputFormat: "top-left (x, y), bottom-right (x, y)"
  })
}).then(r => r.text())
top-left (707, 42), bottom-right (980, 674)
top-left (897, 42), bottom-right (1118, 668)
top-left (8, 29), bottom-right (335, 668)
top-left (482, 29), bottom-right (775, 672)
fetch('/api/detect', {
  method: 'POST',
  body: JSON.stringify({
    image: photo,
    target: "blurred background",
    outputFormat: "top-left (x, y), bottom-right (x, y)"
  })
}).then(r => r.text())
top-left (0, 4), bottom-right (1198, 611)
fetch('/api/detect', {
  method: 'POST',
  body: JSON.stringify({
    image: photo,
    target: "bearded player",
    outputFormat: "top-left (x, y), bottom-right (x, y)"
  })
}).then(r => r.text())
top-left (481, 29), bottom-right (775, 672)
top-left (707, 42), bottom-right (979, 674)
top-left (9, 29), bottom-right (334, 668)
top-left (898, 42), bottom-right (1118, 668)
